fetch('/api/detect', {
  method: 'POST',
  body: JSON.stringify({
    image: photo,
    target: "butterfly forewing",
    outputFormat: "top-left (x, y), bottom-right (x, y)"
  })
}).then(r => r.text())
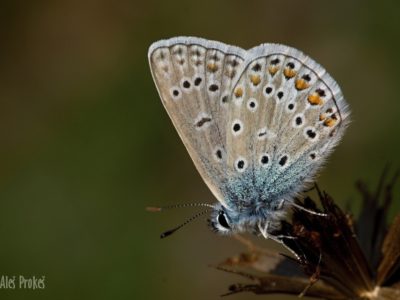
top-left (148, 37), bottom-right (246, 204)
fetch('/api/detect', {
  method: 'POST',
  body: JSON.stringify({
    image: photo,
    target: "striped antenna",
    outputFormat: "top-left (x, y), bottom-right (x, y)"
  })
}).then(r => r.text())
top-left (146, 202), bottom-right (214, 212)
top-left (160, 209), bottom-right (210, 239)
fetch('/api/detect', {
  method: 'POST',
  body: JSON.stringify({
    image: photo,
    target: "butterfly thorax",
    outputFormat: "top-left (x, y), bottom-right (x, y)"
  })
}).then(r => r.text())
top-left (208, 172), bottom-right (288, 235)
top-left (209, 201), bottom-right (286, 235)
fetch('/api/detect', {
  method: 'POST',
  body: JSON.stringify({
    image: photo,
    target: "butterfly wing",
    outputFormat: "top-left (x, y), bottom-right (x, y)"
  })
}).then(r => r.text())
top-left (225, 44), bottom-right (350, 201)
top-left (148, 37), bottom-right (247, 205)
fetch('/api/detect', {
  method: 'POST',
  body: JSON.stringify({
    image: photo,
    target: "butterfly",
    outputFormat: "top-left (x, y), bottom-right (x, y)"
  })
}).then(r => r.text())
top-left (148, 36), bottom-right (349, 243)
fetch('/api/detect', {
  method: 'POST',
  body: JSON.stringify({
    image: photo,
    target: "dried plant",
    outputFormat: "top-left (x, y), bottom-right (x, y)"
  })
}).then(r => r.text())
top-left (216, 168), bottom-right (400, 300)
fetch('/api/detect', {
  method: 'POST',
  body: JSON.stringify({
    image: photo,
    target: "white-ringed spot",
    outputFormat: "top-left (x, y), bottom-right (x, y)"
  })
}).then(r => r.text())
top-left (235, 157), bottom-right (248, 173)
top-left (194, 112), bottom-right (213, 131)
top-left (232, 119), bottom-right (244, 136)
top-left (170, 86), bottom-right (182, 100)
top-left (247, 98), bottom-right (258, 112)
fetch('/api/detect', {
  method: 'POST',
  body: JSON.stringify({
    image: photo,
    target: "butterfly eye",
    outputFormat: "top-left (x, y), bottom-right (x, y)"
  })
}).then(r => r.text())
top-left (217, 211), bottom-right (230, 229)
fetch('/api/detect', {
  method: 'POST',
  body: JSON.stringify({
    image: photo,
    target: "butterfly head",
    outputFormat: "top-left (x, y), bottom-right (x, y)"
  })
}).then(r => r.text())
top-left (208, 203), bottom-right (246, 235)
top-left (208, 196), bottom-right (288, 235)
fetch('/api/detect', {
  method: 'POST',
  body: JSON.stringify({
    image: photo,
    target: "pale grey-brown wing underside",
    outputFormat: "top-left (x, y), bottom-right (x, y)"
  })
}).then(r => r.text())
top-left (149, 37), bottom-right (350, 207)
top-left (148, 37), bottom-right (246, 205)
top-left (224, 44), bottom-right (350, 200)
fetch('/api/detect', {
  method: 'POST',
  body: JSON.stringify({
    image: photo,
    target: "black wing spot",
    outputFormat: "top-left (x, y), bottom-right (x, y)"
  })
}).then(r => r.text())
top-left (209, 84), bottom-right (219, 92)
top-left (296, 116), bottom-right (303, 125)
top-left (172, 90), bottom-right (180, 97)
top-left (216, 149), bottom-right (222, 159)
top-left (279, 155), bottom-right (288, 166)
top-left (316, 88), bottom-right (326, 97)
top-left (306, 129), bottom-right (317, 139)
top-left (271, 58), bottom-right (280, 65)
top-left (194, 77), bottom-right (202, 86)
top-left (302, 74), bottom-right (311, 82)
top-left (287, 62), bottom-right (295, 69)
top-left (233, 123), bottom-right (241, 132)
top-left (175, 47), bottom-right (183, 55)
top-left (277, 91), bottom-right (284, 99)
top-left (252, 63), bottom-right (261, 71)
top-left (265, 87), bottom-right (273, 94)
top-left (258, 131), bottom-right (267, 137)
top-left (237, 160), bottom-right (245, 169)
top-left (230, 60), bottom-right (239, 67)
top-left (196, 117), bottom-right (212, 128)
top-left (210, 54), bottom-right (220, 61)
top-left (159, 51), bottom-right (165, 60)
top-left (288, 103), bottom-right (294, 110)
top-left (192, 49), bottom-right (201, 57)
top-left (261, 155), bottom-right (269, 165)
top-left (183, 80), bottom-right (191, 88)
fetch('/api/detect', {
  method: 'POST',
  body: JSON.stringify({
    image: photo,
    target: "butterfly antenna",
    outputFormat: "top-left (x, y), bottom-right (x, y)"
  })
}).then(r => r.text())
top-left (159, 209), bottom-right (210, 239)
top-left (146, 202), bottom-right (214, 212)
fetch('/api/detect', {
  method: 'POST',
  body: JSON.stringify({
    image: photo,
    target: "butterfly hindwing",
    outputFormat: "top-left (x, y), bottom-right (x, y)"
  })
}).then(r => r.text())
top-left (226, 44), bottom-right (349, 200)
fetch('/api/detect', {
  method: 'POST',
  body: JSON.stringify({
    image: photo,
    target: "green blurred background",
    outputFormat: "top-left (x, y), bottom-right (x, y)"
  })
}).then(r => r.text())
top-left (0, 0), bottom-right (399, 299)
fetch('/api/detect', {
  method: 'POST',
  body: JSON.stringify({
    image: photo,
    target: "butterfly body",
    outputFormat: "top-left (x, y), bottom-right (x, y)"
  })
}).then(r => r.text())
top-left (210, 172), bottom-right (287, 234)
top-left (148, 37), bottom-right (349, 236)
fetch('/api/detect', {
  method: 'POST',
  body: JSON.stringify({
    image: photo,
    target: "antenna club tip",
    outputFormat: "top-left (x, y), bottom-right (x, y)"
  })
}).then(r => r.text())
top-left (146, 206), bottom-right (162, 212)
top-left (160, 230), bottom-right (173, 239)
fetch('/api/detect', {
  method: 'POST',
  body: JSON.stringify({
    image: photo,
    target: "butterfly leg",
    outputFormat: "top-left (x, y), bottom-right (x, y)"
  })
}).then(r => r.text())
top-left (289, 201), bottom-right (328, 217)
top-left (258, 221), bottom-right (297, 240)
top-left (258, 221), bottom-right (300, 261)
top-left (257, 221), bottom-right (270, 240)
top-left (277, 199), bottom-right (285, 210)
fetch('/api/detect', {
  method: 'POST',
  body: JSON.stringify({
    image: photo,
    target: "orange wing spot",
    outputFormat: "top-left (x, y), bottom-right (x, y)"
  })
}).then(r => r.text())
top-left (225, 69), bottom-right (236, 79)
top-left (319, 113), bottom-right (327, 121)
top-left (207, 63), bottom-right (218, 72)
top-left (307, 93), bottom-right (323, 106)
top-left (323, 118), bottom-right (337, 127)
top-left (268, 66), bottom-right (279, 75)
top-left (284, 68), bottom-right (296, 78)
top-left (234, 87), bottom-right (243, 98)
top-left (250, 74), bottom-right (261, 86)
top-left (295, 79), bottom-right (310, 90)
